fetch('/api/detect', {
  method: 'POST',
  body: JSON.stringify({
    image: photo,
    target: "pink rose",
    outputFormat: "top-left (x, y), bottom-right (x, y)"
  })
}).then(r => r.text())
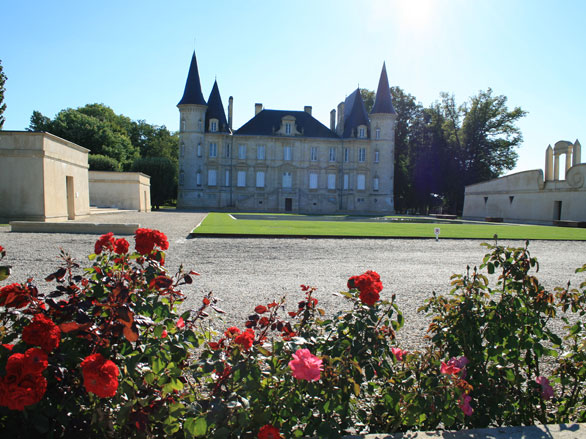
top-left (440, 361), bottom-right (461, 376)
top-left (459, 394), bottom-right (474, 416)
top-left (391, 347), bottom-right (407, 362)
top-left (289, 348), bottom-right (322, 381)
top-left (535, 376), bottom-right (554, 400)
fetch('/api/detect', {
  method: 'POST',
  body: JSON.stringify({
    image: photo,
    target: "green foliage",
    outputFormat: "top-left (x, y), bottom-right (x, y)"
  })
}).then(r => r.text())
top-left (131, 157), bottom-right (177, 209)
top-left (0, 60), bottom-right (7, 130)
top-left (88, 154), bottom-right (121, 172)
top-left (420, 242), bottom-right (586, 426)
top-left (361, 86), bottom-right (526, 214)
top-left (0, 237), bottom-right (585, 437)
top-left (27, 104), bottom-right (178, 172)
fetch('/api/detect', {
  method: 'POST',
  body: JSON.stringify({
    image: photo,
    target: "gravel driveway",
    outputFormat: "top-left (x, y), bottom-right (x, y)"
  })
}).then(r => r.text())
top-left (1, 211), bottom-right (585, 349)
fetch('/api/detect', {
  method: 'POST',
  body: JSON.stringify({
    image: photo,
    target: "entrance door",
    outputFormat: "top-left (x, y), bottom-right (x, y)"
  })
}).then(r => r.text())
top-left (66, 176), bottom-right (75, 220)
top-left (553, 201), bottom-right (562, 221)
top-left (285, 198), bottom-right (293, 212)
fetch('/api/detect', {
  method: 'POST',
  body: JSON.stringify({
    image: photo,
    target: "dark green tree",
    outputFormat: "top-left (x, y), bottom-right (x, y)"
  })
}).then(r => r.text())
top-left (0, 60), bottom-right (7, 129)
top-left (88, 154), bottom-right (121, 171)
top-left (437, 89), bottom-right (526, 212)
top-left (27, 104), bottom-right (178, 171)
top-left (131, 157), bottom-right (177, 209)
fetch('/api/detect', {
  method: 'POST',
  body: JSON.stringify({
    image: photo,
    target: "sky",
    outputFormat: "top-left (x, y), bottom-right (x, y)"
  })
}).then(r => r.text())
top-left (2, 0), bottom-right (585, 175)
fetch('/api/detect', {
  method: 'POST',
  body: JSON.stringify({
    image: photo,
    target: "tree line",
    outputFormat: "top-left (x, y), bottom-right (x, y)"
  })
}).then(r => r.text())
top-left (27, 104), bottom-right (179, 209)
top-left (362, 87), bottom-right (526, 214)
top-left (0, 55), bottom-right (526, 214)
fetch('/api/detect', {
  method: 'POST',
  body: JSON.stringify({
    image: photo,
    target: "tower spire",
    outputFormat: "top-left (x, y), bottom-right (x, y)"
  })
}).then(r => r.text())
top-left (178, 51), bottom-right (206, 106)
top-left (371, 62), bottom-right (396, 114)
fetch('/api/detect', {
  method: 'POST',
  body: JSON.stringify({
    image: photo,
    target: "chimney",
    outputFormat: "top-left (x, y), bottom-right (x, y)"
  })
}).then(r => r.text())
top-left (304, 106), bottom-right (312, 115)
top-left (330, 109), bottom-right (336, 131)
top-left (228, 96), bottom-right (233, 130)
top-left (337, 102), bottom-right (345, 135)
top-left (255, 103), bottom-right (263, 115)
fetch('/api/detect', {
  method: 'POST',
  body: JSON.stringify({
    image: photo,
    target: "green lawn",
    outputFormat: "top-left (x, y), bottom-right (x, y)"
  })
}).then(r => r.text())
top-left (191, 212), bottom-right (586, 240)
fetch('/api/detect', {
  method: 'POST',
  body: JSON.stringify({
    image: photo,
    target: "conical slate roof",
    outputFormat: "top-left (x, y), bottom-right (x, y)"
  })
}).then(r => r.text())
top-left (178, 52), bottom-right (206, 106)
top-left (205, 80), bottom-right (230, 133)
top-left (342, 88), bottom-right (370, 138)
top-left (371, 62), bottom-right (396, 114)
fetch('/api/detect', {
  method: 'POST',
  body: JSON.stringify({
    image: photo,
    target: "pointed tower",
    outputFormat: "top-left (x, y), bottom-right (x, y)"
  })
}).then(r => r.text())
top-left (177, 52), bottom-right (208, 208)
top-left (205, 80), bottom-right (230, 133)
top-left (369, 62), bottom-right (397, 213)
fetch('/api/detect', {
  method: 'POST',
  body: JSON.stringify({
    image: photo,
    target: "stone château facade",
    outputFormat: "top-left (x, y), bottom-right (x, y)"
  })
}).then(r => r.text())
top-left (177, 52), bottom-right (396, 213)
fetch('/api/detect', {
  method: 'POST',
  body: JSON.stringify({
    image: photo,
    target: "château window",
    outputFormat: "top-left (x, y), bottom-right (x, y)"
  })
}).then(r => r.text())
top-left (257, 145), bottom-right (266, 160)
top-left (196, 171), bottom-right (201, 186)
top-left (327, 174), bottom-right (336, 190)
top-left (358, 127), bottom-right (366, 138)
top-left (375, 128), bottom-right (381, 140)
top-left (310, 147), bottom-right (318, 161)
top-left (180, 143), bottom-right (185, 157)
top-left (357, 174), bottom-right (366, 190)
top-left (329, 147), bottom-right (336, 162)
top-left (373, 177), bottom-right (379, 191)
top-left (210, 120), bottom-right (218, 132)
top-left (225, 170), bottom-right (230, 186)
top-left (343, 174), bottom-right (349, 190)
top-left (256, 171), bottom-right (265, 188)
top-left (285, 123), bottom-right (292, 135)
top-left (344, 148), bottom-right (349, 163)
top-left (237, 171), bottom-right (246, 187)
top-left (197, 144), bottom-right (202, 157)
top-left (374, 150), bottom-right (379, 163)
top-left (209, 143), bottom-right (217, 158)
top-left (181, 119), bottom-right (186, 132)
top-left (358, 148), bottom-right (366, 163)
top-left (284, 146), bottom-right (292, 161)
top-left (282, 172), bottom-right (292, 188)
top-left (309, 173), bottom-right (318, 189)
top-left (238, 144), bottom-right (246, 159)
top-left (207, 169), bottom-right (217, 186)
top-left (225, 144), bottom-right (231, 158)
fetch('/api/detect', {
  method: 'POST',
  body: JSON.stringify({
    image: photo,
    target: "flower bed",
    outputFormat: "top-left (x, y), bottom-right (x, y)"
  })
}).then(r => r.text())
top-left (0, 235), bottom-right (584, 438)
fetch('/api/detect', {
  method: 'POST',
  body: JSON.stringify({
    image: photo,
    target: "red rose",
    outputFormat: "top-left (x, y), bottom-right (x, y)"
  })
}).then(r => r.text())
top-left (134, 228), bottom-right (169, 255)
top-left (94, 232), bottom-right (115, 254)
top-left (348, 271), bottom-right (383, 306)
top-left (224, 326), bottom-right (241, 338)
top-left (114, 238), bottom-right (129, 254)
top-left (234, 328), bottom-right (255, 350)
top-left (23, 348), bottom-right (48, 374)
top-left (0, 352), bottom-right (47, 411)
top-left (258, 424), bottom-right (281, 439)
top-left (0, 283), bottom-right (34, 308)
top-left (81, 353), bottom-right (120, 398)
top-left (22, 314), bottom-right (61, 353)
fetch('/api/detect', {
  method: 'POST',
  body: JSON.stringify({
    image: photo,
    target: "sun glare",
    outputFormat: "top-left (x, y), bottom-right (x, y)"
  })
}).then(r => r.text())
top-left (371, 0), bottom-right (435, 31)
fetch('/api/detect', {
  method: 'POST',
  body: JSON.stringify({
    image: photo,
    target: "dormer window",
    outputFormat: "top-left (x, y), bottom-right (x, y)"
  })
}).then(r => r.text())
top-left (281, 116), bottom-right (296, 136)
top-left (358, 126), bottom-right (367, 139)
top-left (209, 118), bottom-right (219, 132)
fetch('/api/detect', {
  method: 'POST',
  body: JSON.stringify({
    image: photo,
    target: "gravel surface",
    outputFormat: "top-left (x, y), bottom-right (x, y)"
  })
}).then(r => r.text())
top-left (1, 211), bottom-right (585, 350)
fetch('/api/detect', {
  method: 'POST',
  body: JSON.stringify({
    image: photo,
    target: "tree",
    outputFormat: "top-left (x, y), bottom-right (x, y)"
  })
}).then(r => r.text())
top-left (437, 89), bottom-right (526, 212)
top-left (131, 157), bottom-right (177, 209)
top-left (0, 60), bottom-right (7, 129)
top-left (27, 104), bottom-right (178, 171)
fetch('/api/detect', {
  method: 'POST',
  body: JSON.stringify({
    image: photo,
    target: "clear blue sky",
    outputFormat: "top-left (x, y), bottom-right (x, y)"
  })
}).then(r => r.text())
top-left (2, 0), bottom-right (585, 175)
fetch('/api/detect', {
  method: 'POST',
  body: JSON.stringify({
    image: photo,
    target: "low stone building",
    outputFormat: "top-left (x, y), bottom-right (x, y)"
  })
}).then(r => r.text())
top-left (177, 52), bottom-right (397, 214)
top-left (89, 171), bottom-right (151, 212)
top-left (462, 140), bottom-right (585, 225)
top-left (0, 131), bottom-right (91, 222)
top-left (0, 131), bottom-right (152, 223)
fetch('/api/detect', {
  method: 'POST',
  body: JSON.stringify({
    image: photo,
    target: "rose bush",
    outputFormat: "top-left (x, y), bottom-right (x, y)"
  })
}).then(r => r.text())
top-left (0, 235), bottom-right (584, 438)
